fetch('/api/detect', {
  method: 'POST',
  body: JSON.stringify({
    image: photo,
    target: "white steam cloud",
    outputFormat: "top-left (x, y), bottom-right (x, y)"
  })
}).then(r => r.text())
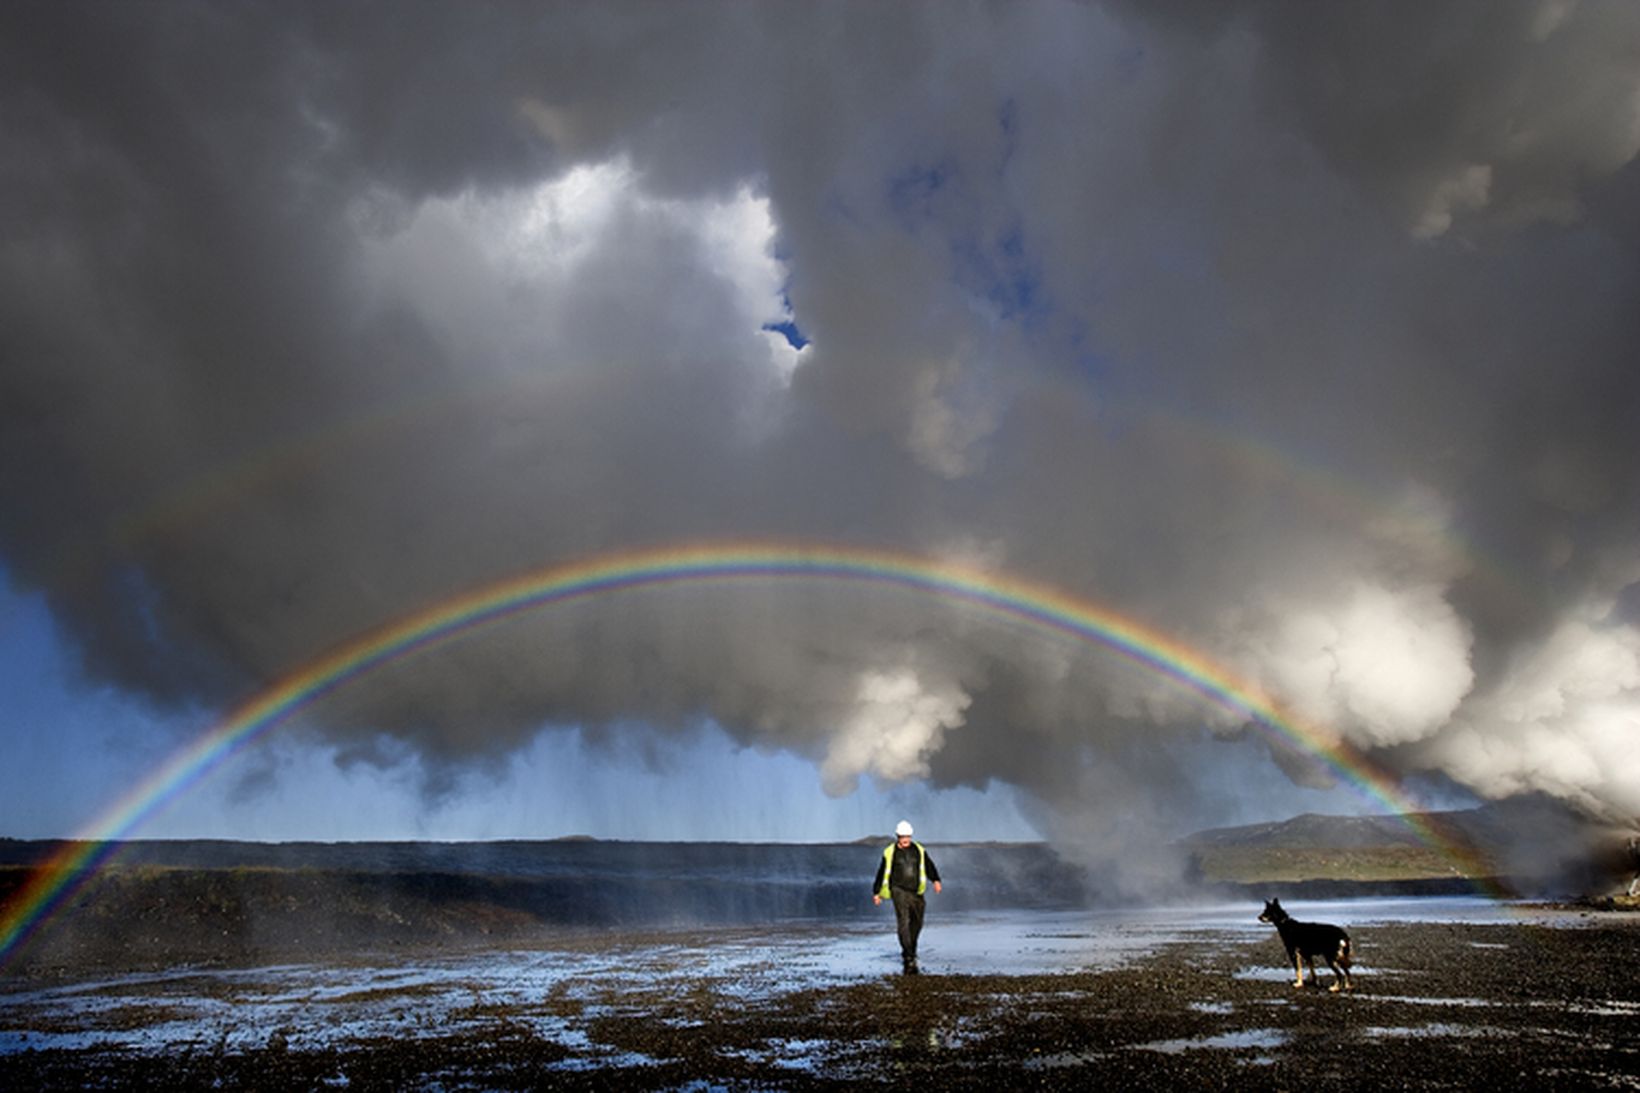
top-left (2, 1), bottom-right (1639, 866)
top-left (1421, 592), bottom-right (1640, 821)
top-left (821, 669), bottom-right (972, 796)
top-left (1234, 580), bottom-right (1475, 749)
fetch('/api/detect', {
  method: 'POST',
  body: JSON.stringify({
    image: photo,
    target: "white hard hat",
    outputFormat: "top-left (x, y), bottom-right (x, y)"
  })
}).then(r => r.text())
top-left (895, 820), bottom-right (914, 837)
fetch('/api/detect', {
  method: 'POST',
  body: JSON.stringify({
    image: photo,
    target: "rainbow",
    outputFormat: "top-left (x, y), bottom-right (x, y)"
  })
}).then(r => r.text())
top-left (0, 540), bottom-right (1497, 963)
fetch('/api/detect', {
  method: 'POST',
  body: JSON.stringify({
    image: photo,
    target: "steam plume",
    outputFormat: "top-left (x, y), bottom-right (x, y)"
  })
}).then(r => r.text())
top-left (2, 2), bottom-right (1638, 874)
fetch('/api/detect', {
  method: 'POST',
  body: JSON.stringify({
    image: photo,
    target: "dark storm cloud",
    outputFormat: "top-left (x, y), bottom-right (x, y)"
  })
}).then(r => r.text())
top-left (3, 1), bottom-right (1638, 871)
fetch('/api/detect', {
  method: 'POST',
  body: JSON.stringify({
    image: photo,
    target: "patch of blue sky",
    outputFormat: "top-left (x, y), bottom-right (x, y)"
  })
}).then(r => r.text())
top-left (127, 720), bottom-right (1042, 844)
top-left (0, 574), bottom-right (1039, 844)
top-left (0, 577), bottom-right (200, 838)
top-left (761, 288), bottom-right (809, 350)
top-left (761, 319), bottom-right (809, 350)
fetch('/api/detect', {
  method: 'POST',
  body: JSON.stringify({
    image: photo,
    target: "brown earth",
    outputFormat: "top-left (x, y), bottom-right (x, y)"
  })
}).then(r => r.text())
top-left (4, 912), bottom-right (1638, 1090)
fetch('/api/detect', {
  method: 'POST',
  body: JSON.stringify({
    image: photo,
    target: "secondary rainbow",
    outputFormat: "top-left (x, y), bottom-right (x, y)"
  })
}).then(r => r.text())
top-left (0, 540), bottom-right (1495, 963)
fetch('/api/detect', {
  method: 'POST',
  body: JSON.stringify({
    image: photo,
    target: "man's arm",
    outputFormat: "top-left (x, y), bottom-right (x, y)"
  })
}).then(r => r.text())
top-left (925, 852), bottom-right (942, 893)
top-left (871, 855), bottom-right (887, 904)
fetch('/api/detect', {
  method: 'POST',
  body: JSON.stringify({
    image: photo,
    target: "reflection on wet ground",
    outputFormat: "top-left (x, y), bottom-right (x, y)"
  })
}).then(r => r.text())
top-left (3, 898), bottom-right (1635, 1087)
top-left (0, 911), bottom-right (1138, 1056)
top-left (1364, 1022), bottom-right (1504, 1040)
top-left (1138, 1028), bottom-right (1289, 1056)
top-left (4, 899), bottom-right (1523, 1051)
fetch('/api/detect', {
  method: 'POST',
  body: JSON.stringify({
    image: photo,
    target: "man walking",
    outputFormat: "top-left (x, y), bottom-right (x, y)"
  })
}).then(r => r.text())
top-left (872, 819), bottom-right (942, 974)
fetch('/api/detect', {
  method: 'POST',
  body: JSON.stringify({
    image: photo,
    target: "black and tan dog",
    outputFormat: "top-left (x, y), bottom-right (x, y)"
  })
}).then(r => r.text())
top-left (1258, 899), bottom-right (1353, 991)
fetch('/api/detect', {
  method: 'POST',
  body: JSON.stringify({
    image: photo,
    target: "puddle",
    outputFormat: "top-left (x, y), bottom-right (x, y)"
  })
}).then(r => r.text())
top-left (1562, 1000), bottom-right (1640, 1017)
top-left (4, 915), bottom-right (1152, 1062)
top-left (718, 1036), bottom-right (837, 1073)
top-left (1231, 964), bottom-right (1354, 986)
top-left (1022, 1049), bottom-right (1113, 1070)
top-left (1364, 1023), bottom-right (1502, 1039)
top-left (1029, 1028), bottom-right (1288, 1070)
top-left (1137, 1028), bottom-right (1288, 1055)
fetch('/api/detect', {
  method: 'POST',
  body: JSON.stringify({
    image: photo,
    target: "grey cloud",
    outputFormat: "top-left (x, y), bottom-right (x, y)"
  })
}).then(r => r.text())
top-left (3, 2), bottom-right (1638, 866)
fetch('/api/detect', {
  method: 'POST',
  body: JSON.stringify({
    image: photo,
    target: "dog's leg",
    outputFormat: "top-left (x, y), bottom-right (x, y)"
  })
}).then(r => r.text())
top-left (1304, 955), bottom-right (1319, 988)
top-left (1291, 953), bottom-right (1305, 988)
top-left (1326, 957), bottom-right (1345, 992)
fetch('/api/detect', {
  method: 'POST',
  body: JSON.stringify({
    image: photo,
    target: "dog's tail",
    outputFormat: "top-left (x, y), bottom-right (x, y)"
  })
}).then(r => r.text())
top-left (1336, 934), bottom-right (1353, 968)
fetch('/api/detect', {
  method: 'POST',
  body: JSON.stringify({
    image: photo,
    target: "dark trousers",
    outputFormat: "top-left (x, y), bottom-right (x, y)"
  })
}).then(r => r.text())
top-left (890, 889), bottom-right (925, 961)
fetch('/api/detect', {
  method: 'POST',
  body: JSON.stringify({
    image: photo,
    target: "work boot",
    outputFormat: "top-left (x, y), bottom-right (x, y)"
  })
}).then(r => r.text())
top-left (904, 958), bottom-right (919, 976)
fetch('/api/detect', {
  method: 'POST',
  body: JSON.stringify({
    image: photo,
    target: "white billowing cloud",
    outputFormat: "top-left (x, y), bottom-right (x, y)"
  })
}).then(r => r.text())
top-left (511, 160), bottom-right (634, 274)
top-left (353, 158), bottom-right (798, 381)
top-left (1235, 580), bottom-right (1474, 748)
top-left (694, 184), bottom-right (807, 375)
top-left (4, 0), bottom-right (1640, 858)
top-left (344, 155), bottom-right (804, 454)
top-left (820, 669), bottom-right (971, 796)
top-left (1422, 604), bottom-right (1640, 819)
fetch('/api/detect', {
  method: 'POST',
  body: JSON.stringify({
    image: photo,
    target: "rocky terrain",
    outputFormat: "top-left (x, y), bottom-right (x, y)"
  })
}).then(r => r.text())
top-left (4, 807), bottom-right (1637, 1088)
top-left (3, 912), bottom-right (1637, 1090)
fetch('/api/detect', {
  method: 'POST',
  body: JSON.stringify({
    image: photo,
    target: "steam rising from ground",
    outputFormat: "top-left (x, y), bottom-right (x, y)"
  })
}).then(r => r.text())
top-left (2, 2), bottom-right (1639, 883)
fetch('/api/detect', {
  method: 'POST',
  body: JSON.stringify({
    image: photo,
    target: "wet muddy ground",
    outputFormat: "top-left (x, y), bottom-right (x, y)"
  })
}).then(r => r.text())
top-left (3, 901), bottom-right (1637, 1089)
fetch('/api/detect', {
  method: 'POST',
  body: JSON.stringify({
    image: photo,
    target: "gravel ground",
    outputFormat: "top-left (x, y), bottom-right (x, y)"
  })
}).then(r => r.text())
top-left (3, 909), bottom-right (1638, 1090)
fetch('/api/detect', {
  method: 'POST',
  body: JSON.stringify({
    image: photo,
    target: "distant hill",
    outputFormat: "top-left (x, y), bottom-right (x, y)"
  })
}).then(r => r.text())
top-left (1177, 797), bottom-right (1637, 896)
top-left (1180, 811), bottom-right (1436, 850)
top-left (0, 840), bottom-right (1088, 972)
top-left (2, 798), bottom-right (1632, 975)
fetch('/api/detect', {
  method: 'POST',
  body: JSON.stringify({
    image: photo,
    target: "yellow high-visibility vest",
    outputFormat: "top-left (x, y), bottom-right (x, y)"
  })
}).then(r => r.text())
top-left (878, 841), bottom-right (927, 898)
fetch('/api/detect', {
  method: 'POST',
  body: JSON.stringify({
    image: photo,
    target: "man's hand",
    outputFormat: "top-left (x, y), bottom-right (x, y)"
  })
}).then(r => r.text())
top-left (873, 894), bottom-right (882, 905)
top-left (933, 881), bottom-right (942, 894)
